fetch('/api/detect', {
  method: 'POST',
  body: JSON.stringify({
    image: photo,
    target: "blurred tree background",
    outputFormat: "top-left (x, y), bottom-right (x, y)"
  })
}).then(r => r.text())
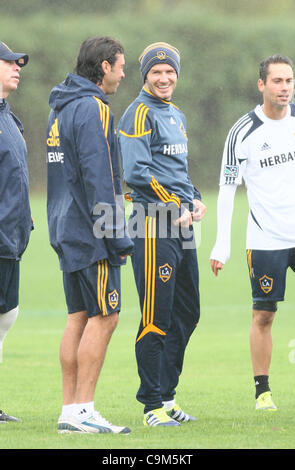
top-left (1, 0), bottom-right (295, 193)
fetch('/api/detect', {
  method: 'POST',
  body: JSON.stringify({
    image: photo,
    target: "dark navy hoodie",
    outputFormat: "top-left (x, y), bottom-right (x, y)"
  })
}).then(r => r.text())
top-left (46, 73), bottom-right (133, 273)
top-left (0, 99), bottom-right (32, 260)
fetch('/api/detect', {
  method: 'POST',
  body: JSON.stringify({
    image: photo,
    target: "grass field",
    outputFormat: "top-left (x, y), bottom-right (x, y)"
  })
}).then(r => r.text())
top-left (1, 190), bottom-right (295, 453)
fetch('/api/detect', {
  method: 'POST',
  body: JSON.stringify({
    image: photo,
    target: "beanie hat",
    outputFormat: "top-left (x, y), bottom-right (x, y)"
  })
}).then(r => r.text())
top-left (139, 42), bottom-right (180, 82)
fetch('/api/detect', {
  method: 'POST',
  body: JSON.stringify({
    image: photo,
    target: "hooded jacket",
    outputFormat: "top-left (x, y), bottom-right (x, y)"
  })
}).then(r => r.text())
top-left (46, 73), bottom-right (133, 273)
top-left (0, 99), bottom-right (32, 260)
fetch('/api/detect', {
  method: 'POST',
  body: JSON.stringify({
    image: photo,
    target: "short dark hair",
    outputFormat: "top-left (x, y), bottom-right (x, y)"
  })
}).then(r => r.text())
top-left (259, 54), bottom-right (294, 83)
top-left (75, 36), bottom-right (124, 85)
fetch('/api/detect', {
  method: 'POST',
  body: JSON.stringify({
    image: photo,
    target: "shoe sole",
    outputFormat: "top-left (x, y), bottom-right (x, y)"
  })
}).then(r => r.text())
top-left (144, 421), bottom-right (181, 427)
top-left (256, 407), bottom-right (277, 411)
top-left (58, 424), bottom-right (131, 434)
top-left (58, 429), bottom-right (131, 434)
top-left (0, 419), bottom-right (20, 422)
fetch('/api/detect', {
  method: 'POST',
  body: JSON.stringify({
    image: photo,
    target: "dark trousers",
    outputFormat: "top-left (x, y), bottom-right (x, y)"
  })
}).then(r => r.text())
top-left (129, 211), bottom-right (200, 413)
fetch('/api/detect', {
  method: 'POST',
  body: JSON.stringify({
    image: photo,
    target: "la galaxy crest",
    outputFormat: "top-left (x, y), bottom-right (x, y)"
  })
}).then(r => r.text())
top-left (108, 289), bottom-right (119, 309)
top-left (156, 50), bottom-right (167, 60)
top-left (159, 263), bottom-right (173, 283)
top-left (259, 275), bottom-right (273, 294)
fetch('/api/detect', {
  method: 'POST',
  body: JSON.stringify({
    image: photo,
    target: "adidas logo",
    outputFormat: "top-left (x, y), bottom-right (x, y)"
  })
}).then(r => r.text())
top-left (261, 142), bottom-right (271, 151)
top-left (47, 118), bottom-right (60, 147)
top-left (170, 117), bottom-right (176, 125)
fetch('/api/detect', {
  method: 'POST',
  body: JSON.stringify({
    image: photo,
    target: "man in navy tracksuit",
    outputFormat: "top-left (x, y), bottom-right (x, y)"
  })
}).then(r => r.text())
top-left (0, 41), bottom-right (31, 423)
top-left (46, 37), bottom-right (133, 434)
top-left (118, 42), bottom-right (206, 426)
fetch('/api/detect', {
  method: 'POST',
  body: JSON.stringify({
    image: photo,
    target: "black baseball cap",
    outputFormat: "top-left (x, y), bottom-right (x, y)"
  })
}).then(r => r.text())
top-left (0, 41), bottom-right (29, 67)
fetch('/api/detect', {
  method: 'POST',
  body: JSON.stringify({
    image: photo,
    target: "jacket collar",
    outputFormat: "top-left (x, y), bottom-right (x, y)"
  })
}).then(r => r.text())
top-left (0, 98), bottom-right (8, 111)
top-left (140, 87), bottom-right (178, 109)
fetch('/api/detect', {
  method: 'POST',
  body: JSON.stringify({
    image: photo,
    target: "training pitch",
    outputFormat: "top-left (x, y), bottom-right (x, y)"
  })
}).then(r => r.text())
top-left (1, 192), bottom-right (295, 452)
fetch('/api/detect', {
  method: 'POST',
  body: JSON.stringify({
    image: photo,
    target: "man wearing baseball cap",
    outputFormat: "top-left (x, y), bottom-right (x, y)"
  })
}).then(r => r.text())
top-left (0, 41), bottom-right (28, 68)
top-left (118, 42), bottom-right (206, 427)
top-left (0, 41), bottom-right (32, 423)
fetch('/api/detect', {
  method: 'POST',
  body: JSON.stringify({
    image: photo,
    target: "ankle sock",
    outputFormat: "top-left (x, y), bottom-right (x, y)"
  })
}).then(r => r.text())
top-left (74, 401), bottom-right (94, 421)
top-left (162, 399), bottom-right (175, 411)
top-left (254, 375), bottom-right (270, 399)
top-left (61, 403), bottom-right (75, 418)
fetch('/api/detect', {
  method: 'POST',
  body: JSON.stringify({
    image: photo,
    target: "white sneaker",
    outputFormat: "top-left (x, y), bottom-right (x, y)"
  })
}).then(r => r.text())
top-left (58, 410), bottom-right (131, 434)
top-left (0, 410), bottom-right (21, 422)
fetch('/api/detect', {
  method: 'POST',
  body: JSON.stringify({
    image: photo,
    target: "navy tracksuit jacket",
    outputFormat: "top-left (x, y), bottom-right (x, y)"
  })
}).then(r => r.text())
top-left (46, 73), bottom-right (133, 273)
top-left (0, 99), bottom-right (32, 260)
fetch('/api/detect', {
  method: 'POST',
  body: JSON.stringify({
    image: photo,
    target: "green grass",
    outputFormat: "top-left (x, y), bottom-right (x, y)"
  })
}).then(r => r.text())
top-left (1, 190), bottom-right (295, 450)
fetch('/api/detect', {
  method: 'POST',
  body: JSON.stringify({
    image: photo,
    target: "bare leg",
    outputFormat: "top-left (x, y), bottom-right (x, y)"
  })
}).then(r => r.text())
top-left (250, 309), bottom-right (275, 376)
top-left (75, 312), bottom-right (119, 404)
top-left (59, 310), bottom-right (88, 405)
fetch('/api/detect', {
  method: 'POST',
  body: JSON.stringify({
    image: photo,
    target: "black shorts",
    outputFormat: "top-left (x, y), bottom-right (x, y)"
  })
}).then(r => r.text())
top-left (63, 260), bottom-right (121, 318)
top-left (247, 248), bottom-right (295, 302)
top-left (0, 259), bottom-right (20, 314)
